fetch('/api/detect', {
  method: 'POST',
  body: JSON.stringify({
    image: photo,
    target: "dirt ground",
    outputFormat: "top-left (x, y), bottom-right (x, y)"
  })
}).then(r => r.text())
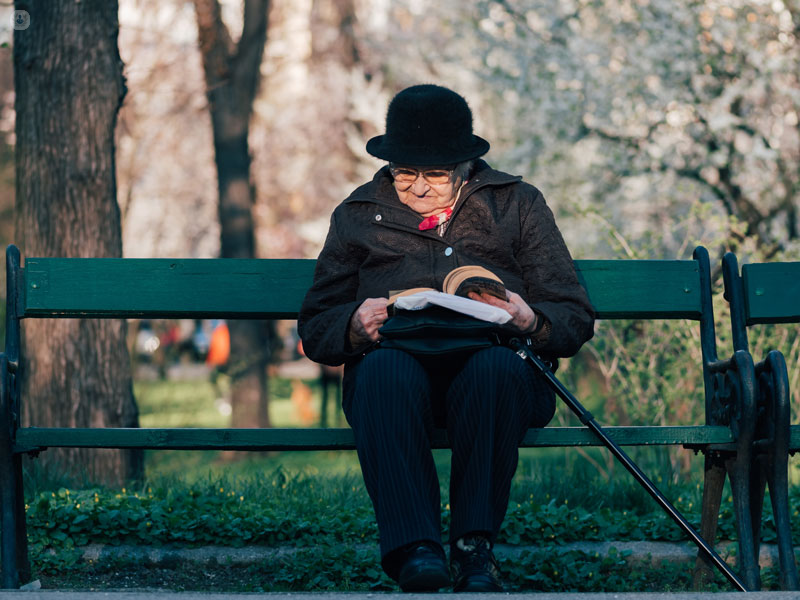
top-left (36, 564), bottom-right (302, 593)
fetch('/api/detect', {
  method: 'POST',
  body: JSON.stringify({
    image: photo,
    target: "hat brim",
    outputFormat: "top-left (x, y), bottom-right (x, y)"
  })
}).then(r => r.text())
top-left (365, 135), bottom-right (490, 166)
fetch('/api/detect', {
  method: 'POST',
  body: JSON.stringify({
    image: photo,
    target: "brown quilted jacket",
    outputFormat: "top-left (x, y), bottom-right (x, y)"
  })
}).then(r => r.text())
top-left (298, 160), bottom-right (595, 367)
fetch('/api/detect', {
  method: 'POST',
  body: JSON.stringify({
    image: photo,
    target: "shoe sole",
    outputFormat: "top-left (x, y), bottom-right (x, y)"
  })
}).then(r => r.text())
top-left (453, 573), bottom-right (503, 593)
top-left (399, 565), bottom-right (451, 592)
top-left (454, 581), bottom-right (503, 593)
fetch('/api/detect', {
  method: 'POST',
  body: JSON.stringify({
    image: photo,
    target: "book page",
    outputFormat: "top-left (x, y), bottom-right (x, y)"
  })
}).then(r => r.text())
top-left (393, 290), bottom-right (512, 324)
top-left (387, 287), bottom-right (436, 304)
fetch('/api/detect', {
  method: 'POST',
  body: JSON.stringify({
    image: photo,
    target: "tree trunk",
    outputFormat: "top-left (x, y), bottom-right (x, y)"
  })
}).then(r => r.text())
top-left (194, 0), bottom-right (272, 430)
top-left (14, 0), bottom-right (142, 486)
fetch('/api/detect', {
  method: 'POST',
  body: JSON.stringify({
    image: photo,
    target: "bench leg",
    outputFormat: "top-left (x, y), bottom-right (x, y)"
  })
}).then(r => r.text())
top-left (728, 450), bottom-right (761, 590)
top-left (13, 455), bottom-right (29, 585)
top-left (767, 456), bottom-right (797, 589)
top-left (759, 351), bottom-right (798, 590)
top-left (0, 451), bottom-right (19, 589)
top-left (692, 439), bottom-right (761, 590)
top-left (765, 448), bottom-right (797, 590)
top-left (0, 456), bottom-right (28, 589)
top-left (748, 455), bottom-right (767, 574)
top-left (0, 464), bottom-right (18, 589)
top-left (695, 350), bottom-right (760, 590)
top-left (693, 452), bottom-right (726, 589)
top-left (744, 446), bottom-right (800, 591)
top-left (0, 356), bottom-right (19, 589)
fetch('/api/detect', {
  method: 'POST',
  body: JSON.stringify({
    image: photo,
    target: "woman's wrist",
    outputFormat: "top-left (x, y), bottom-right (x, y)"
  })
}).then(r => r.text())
top-left (527, 310), bottom-right (546, 336)
top-left (348, 320), bottom-right (365, 348)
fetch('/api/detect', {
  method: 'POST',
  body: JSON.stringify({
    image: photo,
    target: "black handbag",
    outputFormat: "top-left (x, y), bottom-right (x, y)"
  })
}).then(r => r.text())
top-left (377, 306), bottom-right (503, 357)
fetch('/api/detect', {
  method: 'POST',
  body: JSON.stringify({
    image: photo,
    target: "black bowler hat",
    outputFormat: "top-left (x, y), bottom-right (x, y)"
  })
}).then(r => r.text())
top-left (366, 84), bottom-right (490, 166)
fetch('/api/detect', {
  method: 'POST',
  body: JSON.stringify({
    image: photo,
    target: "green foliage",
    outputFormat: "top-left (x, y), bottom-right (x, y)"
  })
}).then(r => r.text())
top-left (25, 466), bottom-right (795, 580)
top-left (26, 468), bottom-right (799, 591)
top-left (26, 470), bottom-right (377, 554)
top-left (582, 318), bottom-right (706, 427)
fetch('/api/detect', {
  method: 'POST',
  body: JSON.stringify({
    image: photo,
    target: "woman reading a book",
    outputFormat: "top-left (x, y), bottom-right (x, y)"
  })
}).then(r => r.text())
top-left (298, 84), bottom-right (594, 592)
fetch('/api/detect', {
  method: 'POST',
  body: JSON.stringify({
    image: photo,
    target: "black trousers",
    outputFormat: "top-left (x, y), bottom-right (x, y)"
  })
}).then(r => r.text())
top-left (342, 345), bottom-right (555, 577)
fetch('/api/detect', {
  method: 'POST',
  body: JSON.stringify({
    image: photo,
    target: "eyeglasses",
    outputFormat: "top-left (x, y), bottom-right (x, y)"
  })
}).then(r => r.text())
top-left (390, 166), bottom-right (454, 186)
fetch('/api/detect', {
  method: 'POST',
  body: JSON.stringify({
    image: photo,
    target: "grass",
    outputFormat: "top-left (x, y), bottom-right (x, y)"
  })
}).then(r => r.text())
top-left (135, 369), bottom-right (358, 480)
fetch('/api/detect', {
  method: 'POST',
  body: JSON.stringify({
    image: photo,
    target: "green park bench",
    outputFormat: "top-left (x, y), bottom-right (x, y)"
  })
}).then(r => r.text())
top-left (721, 253), bottom-right (800, 590)
top-left (0, 244), bottom-right (770, 590)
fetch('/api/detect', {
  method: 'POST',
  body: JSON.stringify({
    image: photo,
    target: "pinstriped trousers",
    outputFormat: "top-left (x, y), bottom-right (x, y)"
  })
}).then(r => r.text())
top-left (342, 345), bottom-right (555, 578)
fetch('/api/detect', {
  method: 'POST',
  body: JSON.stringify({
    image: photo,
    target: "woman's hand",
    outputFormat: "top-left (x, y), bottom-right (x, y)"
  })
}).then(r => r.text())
top-left (349, 297), bottom-right (390, 347)
top-left (468, 290), bottom-right (539, 334)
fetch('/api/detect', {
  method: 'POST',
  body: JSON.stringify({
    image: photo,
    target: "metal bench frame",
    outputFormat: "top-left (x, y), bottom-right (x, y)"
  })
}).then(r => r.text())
top-left (721, 252), bottom-right (800, 590)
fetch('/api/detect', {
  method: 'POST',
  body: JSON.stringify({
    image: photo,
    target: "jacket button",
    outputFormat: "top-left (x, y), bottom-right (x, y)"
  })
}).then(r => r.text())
top-left (375, 214), bottom-right (382, 221)
top-left (445, 247), bottom-right (453, 256)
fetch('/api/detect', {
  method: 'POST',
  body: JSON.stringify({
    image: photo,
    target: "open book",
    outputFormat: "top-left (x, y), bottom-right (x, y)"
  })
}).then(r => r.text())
top-left (388, 266), bottom-right (513, 325)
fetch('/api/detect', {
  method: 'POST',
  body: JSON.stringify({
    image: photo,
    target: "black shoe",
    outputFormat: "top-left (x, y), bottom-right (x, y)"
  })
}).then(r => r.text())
top-left (397, 543), bottom-right (451, 592)
top-left (450, 535), bottom-right (503, 592)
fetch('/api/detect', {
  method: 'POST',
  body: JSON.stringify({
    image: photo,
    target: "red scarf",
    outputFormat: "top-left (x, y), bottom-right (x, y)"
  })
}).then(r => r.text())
top-left (418, 207), bottom-right (453, 231)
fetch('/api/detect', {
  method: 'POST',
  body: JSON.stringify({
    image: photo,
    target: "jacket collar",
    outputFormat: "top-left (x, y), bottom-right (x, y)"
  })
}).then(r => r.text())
top-left (459, 160), bottom-right (523, 195)
top-left (342, 160), bottom-right (522, 208)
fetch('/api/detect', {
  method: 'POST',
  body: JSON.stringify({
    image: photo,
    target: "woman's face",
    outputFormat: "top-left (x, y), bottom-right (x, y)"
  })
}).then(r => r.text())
top-left (391, 166), bottom-right (457, 217)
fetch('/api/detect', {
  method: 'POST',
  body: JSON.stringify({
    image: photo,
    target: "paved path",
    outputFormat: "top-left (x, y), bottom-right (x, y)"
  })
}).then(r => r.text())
top-left (73, 540), bottom-right (782, 568)
top-left (1, 592), bottom-right (800, 599)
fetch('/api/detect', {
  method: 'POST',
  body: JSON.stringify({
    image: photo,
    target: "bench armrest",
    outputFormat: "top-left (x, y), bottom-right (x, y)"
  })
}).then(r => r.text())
top-left (0, 353), bottom-right (17, 374)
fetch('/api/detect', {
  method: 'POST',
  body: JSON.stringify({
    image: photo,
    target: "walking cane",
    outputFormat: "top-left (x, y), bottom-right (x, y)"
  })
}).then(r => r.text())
top-left (509, 339), bottom-right (748, 592)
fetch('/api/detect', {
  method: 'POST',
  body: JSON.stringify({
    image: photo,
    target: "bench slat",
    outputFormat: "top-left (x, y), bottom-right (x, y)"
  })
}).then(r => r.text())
top-left (22, 258), bottom-right (317, 319)
top-left (788, 426), bottom-right (800, 451)
top-left (14, 425), bottom-right (733, 451)
top-left (576, 260), bottom-right (702, 319)
top-left (21, 258), bottom-right (703, 320)
top-left (742, 262), bottom-right (800, 324)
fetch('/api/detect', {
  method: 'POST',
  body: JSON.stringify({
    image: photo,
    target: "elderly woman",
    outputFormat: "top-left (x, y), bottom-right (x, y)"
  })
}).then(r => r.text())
top-left (298, 84), bottom-right (594, 592)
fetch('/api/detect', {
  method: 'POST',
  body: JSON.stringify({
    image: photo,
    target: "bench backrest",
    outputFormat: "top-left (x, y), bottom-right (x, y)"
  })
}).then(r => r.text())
top-left (741, 262), bottom-right (800, 325)
top-left (19, 258), bottom-right (318, 319)
top-left (722, 253), bottom-right (800, 353)
top-left (15, 256), bottom-right (709, 322)
top-left (7, 246), bottom-right (718, 411)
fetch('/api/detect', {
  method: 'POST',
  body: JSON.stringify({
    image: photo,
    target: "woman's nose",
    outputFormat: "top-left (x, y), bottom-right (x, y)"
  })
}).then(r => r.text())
top-left (410, 176), bottom-right (429, 194)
